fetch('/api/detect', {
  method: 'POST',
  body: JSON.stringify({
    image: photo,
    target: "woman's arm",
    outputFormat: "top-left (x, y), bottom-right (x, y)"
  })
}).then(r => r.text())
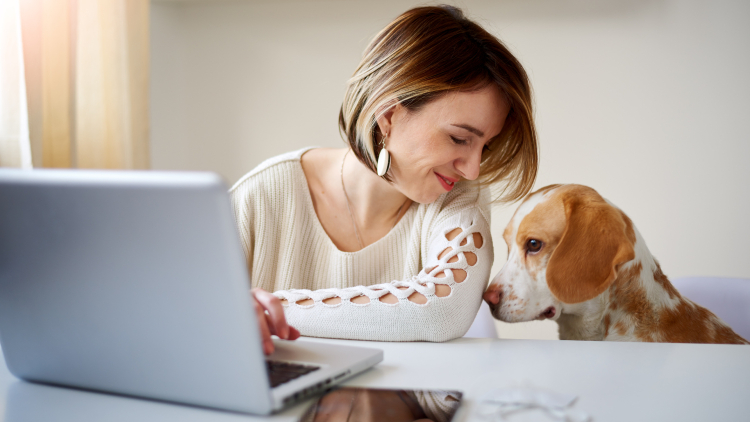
top-left (232, 168), bottom-right (301, 354)
top-left (272, 206), bottom-right (493, 342)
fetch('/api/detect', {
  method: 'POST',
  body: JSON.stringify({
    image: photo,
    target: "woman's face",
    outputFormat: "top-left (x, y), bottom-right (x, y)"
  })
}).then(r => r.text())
top-left (379, 84), bottom-right (510, 204)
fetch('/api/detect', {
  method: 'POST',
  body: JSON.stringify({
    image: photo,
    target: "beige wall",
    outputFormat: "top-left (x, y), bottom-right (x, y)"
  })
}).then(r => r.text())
top-left (150, 0), bottom-right (750, 340)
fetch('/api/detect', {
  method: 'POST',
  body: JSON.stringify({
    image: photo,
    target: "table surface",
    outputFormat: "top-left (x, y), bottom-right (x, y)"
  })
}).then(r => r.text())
top-left (1, 337), bottom-right (748, 421)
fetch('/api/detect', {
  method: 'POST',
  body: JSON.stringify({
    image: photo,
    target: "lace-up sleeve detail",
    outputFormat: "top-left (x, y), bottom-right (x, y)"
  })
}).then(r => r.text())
top-left (273, 206), bottom-right (493, 342)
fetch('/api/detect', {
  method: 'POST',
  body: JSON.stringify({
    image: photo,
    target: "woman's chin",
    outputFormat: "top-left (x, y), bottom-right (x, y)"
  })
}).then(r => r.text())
top-left (396, 179), bottom-right (444, 204)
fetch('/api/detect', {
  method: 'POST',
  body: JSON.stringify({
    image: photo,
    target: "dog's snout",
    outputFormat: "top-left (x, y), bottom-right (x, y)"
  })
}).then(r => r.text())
top-left (483, 285), bottom-right (502, 305)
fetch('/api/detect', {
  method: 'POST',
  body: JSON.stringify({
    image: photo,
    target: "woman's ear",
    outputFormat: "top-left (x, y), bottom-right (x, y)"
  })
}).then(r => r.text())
top-left (546, 186), bottom-right (635, 304)
top-left (375, 102), bottom-right (402, 138)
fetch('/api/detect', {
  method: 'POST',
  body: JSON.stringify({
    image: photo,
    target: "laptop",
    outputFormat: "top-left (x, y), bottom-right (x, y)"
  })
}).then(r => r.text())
top-left (0, 168), bottom-right (383, 414)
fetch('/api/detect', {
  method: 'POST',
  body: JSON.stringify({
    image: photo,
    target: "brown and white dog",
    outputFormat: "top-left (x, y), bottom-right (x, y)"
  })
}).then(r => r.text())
top-left (483, 184), bottom-right (748, 344)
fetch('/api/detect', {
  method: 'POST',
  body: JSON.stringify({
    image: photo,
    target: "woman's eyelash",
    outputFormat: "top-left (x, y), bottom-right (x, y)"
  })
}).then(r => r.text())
top-left (450, 136), bottom-right (468, 145)
top-left (451, 136), bottom-right (491, 152)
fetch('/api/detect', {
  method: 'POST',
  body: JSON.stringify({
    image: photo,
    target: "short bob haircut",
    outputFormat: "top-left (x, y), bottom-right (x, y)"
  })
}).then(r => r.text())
top-left (339, 5), bottom-right (538, 202)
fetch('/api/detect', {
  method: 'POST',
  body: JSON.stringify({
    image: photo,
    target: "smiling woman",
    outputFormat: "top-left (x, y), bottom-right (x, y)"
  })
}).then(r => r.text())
top-left (340, 6), bottom-right (537, 199)
top-left (229, 5), bottom-right (538, 353)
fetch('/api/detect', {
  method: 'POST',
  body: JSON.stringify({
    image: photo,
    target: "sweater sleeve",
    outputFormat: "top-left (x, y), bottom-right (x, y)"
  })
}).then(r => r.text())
top-left (272, 205), bottom-right (493, 342)
top-left (229, 179), bottom-right (255, 277)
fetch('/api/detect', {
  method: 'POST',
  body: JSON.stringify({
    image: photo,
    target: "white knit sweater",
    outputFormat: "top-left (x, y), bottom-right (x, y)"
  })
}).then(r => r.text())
top-left (230, 148), bottom-right (494, 342)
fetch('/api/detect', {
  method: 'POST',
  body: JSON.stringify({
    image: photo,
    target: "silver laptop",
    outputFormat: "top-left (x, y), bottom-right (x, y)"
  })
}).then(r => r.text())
top-left (0, 168), bottom-right (382, 415)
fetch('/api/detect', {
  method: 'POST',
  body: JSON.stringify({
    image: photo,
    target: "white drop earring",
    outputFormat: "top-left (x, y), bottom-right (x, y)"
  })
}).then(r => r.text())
top-left (376, 133), bottom-right (391, 177)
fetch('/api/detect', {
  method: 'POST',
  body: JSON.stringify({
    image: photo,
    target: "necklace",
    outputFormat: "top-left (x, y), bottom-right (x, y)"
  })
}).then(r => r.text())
top-left (341, 150), bottom-right (364, 249)
top-left (340, 150), bottom-right (409, 250)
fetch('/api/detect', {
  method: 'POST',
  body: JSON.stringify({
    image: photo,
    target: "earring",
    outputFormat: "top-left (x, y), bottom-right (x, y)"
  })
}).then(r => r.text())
top-left (376, 133), bottom-right (391, 177)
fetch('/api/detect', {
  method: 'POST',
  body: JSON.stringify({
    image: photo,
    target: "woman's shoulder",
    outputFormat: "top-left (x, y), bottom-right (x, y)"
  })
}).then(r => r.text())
top-left (425, 181), bottom-right (492, 224)
top-left (229, 147), bottom-right (314, 192)
top-left (411, 182), bottom-right (492, 242)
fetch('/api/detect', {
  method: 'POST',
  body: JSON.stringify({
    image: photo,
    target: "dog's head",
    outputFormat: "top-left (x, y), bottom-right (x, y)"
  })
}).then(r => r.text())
top-left (484, 184), bottom-right (636, 322)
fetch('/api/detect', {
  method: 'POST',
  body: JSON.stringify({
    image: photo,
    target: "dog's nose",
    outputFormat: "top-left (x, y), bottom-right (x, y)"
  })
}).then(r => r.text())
top-left (483, 286), bottom-right (502, 305)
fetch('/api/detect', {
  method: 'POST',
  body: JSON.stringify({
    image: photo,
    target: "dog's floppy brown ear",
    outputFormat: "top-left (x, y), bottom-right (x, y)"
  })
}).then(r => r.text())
top-left (546, 186), bottom-right (635, 304)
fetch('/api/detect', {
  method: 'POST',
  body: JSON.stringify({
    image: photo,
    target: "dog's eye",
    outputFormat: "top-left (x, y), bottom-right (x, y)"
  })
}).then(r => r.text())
top-left (526, 239), bottom-right (543, 253)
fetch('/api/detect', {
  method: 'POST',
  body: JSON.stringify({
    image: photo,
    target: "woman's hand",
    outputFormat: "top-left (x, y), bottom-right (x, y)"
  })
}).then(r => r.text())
top-left (251, 287), bottom-right (300, 355)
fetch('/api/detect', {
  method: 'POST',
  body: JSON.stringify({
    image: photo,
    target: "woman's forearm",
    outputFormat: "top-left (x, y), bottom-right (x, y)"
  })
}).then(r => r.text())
top-left (273, 208), bottom-right (493, 342)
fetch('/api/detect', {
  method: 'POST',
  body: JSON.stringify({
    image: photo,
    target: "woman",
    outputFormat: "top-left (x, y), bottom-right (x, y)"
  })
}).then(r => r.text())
top-left (231, 5), bottom-right (537, 355)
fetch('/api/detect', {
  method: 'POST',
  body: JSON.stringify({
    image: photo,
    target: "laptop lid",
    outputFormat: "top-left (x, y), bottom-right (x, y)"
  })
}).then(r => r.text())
top-left (0, 169), bottom-right (278, 414)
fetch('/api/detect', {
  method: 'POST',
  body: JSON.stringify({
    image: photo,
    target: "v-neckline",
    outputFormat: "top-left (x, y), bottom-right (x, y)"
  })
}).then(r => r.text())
top-left (296, 149), bottom-right (414, 255)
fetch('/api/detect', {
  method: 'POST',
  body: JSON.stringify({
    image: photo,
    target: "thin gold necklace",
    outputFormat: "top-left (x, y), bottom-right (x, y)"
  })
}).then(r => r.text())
top-left (340, 149), bottom-right (408, 250)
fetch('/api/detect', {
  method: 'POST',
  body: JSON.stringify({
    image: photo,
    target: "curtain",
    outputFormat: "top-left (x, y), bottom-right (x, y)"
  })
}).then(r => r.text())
top-left (0, 0), bottom-right (32, 168)
top-left (18, 0), bottom-right (149, 169)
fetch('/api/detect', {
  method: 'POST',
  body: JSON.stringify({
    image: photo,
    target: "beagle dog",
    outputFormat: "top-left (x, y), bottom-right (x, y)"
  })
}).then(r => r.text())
top-left (483, 184), bottom-right (748, 344)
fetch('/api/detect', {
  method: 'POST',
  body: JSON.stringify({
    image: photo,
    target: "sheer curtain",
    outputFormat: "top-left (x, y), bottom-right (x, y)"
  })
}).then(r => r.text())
top-left (0, 0), bottom-right (32, 169)
top-left (15, 0), bottom-right (149, 169)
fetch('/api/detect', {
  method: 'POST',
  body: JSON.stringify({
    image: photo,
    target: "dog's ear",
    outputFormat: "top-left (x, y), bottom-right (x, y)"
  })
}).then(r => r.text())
top-left (546, 186), bottom-right (635, 304)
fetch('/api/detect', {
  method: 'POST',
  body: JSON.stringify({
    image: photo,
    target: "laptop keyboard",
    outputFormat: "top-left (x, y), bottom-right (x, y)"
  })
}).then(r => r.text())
top-left (266, 360), bottom-right (321, 388)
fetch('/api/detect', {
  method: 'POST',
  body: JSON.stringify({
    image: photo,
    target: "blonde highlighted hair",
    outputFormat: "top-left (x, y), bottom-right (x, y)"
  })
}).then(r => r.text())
top-left (339, 5), bottom-right (538, 202)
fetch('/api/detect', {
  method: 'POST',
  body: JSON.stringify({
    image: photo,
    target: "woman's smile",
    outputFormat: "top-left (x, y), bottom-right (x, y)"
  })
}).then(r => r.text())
top-left (435, 172), bottom-right (457, 191)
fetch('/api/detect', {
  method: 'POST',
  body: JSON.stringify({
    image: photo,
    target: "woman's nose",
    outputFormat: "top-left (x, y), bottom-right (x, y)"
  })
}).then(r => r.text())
top-left (456, 146), bottom-right (483, 181)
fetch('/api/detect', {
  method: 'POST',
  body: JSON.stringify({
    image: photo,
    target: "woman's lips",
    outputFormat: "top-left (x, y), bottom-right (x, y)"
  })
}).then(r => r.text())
top-left (435, 172), bottom-right (457, 191)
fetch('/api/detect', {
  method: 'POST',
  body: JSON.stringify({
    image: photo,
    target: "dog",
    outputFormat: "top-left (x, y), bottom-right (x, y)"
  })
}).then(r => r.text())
top-left (483, 184), bottom-right (748, 344)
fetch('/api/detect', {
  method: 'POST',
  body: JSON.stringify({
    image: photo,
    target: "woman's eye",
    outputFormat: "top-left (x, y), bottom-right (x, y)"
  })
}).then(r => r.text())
top-left (482, 144), bottom-right (491, 153)
top-left (526, 239), bottom-right (543, 253)
top-left (450, 136), bottom-right (468, 146)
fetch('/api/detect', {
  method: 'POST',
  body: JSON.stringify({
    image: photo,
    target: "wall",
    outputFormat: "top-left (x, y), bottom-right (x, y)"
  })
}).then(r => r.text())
top-left (151, 0), bottom-right (750, 340)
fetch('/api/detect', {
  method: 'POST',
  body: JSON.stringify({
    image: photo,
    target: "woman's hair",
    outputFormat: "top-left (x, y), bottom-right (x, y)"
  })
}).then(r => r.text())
top-left (339, 5), bottom-right (538, 202)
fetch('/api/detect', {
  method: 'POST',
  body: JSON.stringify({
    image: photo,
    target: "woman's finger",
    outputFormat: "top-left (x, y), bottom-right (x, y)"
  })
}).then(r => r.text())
top-left (264, 312), bottom-right (278, 337)
top-left (252, 288), bottom-right (291, 340)
top-left (253, 296), bottom-right (274, 355)
top-left (288, 325), bottom-right (301, 340)
top-left (264, 312), bottom-right (300, 339)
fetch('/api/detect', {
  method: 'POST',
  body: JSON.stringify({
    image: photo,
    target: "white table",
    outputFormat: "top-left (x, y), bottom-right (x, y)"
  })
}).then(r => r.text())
top-left (1, 338), bottom-right (748, 421)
